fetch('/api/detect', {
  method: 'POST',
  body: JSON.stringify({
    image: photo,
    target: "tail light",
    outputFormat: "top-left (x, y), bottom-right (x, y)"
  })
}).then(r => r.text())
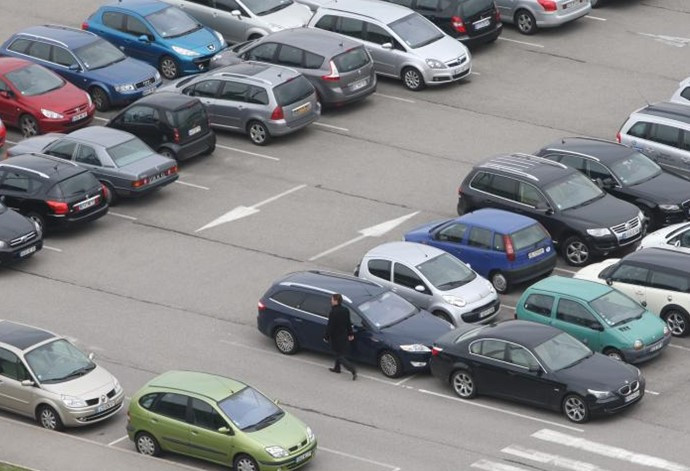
top-left (258, 300), bottom-right (266, 311)
top-left (451, 16), bottom-right (466, 33)
top-left (458, 186), bottom-right (463, 196)
top-left (503, 234), bottom-right (516, 262)
top-left (321, 60), bottom-right (340, 81)
top-left (132, 177), bottom-right (149, 188)
top-left (616, 131), bottom-right (621, 143)
top-left (431, 346), bottom-right (443, 357)
top-left (101, 183), bottom-right (109, 199)
top-left (537, 0), bottom-right (557, 11)
top-left (81, 21), bottom-right (89, 30)
top-left (270, 106), bottom-right (284, 121)
top-left (165, 165), bottom-right (178, 176)
top-left (46, 200), bottom-right (69, 215)
top-left (494, 8), bottom-right (501, 21)
top-left (173, 128), bottom-right (180, 143)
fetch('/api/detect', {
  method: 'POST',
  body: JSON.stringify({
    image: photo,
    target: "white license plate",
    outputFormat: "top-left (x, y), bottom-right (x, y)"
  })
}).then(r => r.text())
top-left (474, 18), bottom-right (490, 29)
top-left (188, 125), bottom-right (201, 136)
top-left (293, 103), bottom-right (311, 116)
top-left (350, 78), bottom-right (368, 91)
top-left (649, 341), bottom-right (664, 353)
top-left (19, 246), bottom-right (37, 257)
top-left (149, 172), bottom-right (164, 183)
top-left (480, 307), bottom-right (495, 318)
top-left (77, 198), bottom-right (98, 211)
top-left (624, 389), bottom-right (640, 403)
top-left (72, 112), bottom-right (88, 122)
top-left (142, 87), bottom-right (155, 96)
top-left (295, 451), bottom-right (312, 464)
top-left (528, 248), bottom-right (545, 259)
top-left (564, 0), bottom-right (582, 8)
top-left (96, 401), bottom-right (115, 413)
top-left (621, 226), bottom-right (641, 239)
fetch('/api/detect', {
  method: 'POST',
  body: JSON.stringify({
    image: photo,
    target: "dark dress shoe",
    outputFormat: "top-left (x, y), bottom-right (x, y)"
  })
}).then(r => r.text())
top-left (329, 367), bottom-right (341, 373)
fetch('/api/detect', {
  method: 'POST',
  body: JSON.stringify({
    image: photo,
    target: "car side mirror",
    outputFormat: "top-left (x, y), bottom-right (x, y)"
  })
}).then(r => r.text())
top-left (88, 352), bottom-right (95, 361)
top-left (21, 379), bottom-right (35, 387)
top-left (68, 63), bottom-right (81, 72)
top-left (605, 277), bottom-right (613, 286)
top-left (534, 202), bottom-right (553, 215)
top-left (0, 90), bottom-right (13, 99)
top-left (528, 365), bottom-right (541, 374)
top-left (0, 195), bottom-right (6, 203)
top-left (382, 42), bottom-right (393, 50)
top-left (674, 240), bottom-right (681, 247)
top-left (414, 284), bottom-right (426, 293)
top-left (590, 322), bottom-right (604, 331)
top-left (231, 9), bottom-right (242, 18)
top-left (138, 34), bottom-right (150, 43)
top-left (217, 426), bottom-right (233, 435)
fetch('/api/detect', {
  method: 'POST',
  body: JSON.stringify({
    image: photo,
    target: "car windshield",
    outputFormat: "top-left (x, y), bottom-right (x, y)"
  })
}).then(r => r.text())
top-left (610, 152), bottom-right (662, 186)
top-left (389, 13), bottom-right (444, 49)
top-left (274, 76), bottom-right (314, 106)
top-left (74, 39), bottom-right (126, 70)
top-left (358, 291), bottom-right (417, 328)
top-left (106, 138), bottom-right (154, 167)
top-left (534, 332), bottom-right (592, 372)
top-left (25, 339), bottom-right (96, 384)
top-left (218, 386), bottom-right (284, 431)
top-left (5, 64), bottom-right (64, 96)
top-left (511, 224), bottom-right (549, 251)
top-left (590, 290), bottom-right (644, 326)
top-left (242, 0), bottom-right (294, 16)
top-left (416, 253), bottom-right (475, 291)
top-left (544, 172), bottom-right (604, 211)
top-left (146, 7), bottom-right (201, 38)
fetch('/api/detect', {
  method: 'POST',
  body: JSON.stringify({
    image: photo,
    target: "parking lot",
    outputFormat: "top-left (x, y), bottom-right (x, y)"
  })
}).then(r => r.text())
top-left (2, 0), bottom-right (690, 470)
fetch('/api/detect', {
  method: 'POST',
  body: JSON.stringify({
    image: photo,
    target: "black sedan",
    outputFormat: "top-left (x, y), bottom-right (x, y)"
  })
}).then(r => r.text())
top-left (430, 320), bottom-right (644, 423)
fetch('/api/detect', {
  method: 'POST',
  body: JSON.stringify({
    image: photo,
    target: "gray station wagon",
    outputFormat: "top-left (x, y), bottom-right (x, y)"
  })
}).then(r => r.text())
top-left (496, 0), bottom-right (591, 35)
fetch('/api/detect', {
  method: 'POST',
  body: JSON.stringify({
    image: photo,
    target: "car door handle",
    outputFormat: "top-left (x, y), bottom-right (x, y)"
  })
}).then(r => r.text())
top-left (212, 11), bottom-right (218, 17)
top-left (151, 418), bottom-right (158, 423)
top-left (294, 318), bottom-right (303, 323)
top-left (238, 105), bottom-right (244, 110)
top-left (191, 430), bottom-right (199, 436)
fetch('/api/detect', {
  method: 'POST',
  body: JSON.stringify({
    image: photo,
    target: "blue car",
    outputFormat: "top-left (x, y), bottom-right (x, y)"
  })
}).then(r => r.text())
top-left (405, 209), bottom-right (557, 294)
top-left (0, 25), bottom-right (161, 111)
top-left (258, 271), bottom-right (453, 378)
top-left (84, 0), bottom-right (226, 80)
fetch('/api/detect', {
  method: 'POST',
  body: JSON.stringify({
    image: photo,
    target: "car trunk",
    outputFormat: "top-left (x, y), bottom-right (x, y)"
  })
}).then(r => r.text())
top-left (274, 76), bottom-right (318, 129)
top-left (331, 47), bottom-right (374, 97)
top-left (171, 101), bottom-right (210, 144)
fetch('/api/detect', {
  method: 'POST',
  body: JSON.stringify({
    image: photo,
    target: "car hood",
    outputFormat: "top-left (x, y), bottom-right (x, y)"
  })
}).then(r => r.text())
top-left (41, 365), bottom-right (118, 398)
top-left (640, 223), bottom-right (690, 249)
top-left (20, 83), bottom-right (90, 115)
top-left (0, 208), bottom-right (35, 240)
top-left (444, 276), bottom-right (496, 304)
top-left (380, 310), bottom-right (453, 346)
top-left (118, 153), bottom-right (177, 177)
top-left (263, 4), bottom-right (312, 28)
top-left (6, 134), bottom-right (63, 157)
top-left (404, 219), bottom-right (449, 242)
top-left (612, 312), bottom-right (667, 346)
top-left (556, 352), bottom-right (639, 391)
top-left (573, 259), bottom-right (618, 283)
top-left (245, 412), bottom-right (310, 450)
top-left (88, 57), bottom-right (157, 86)
top-left (412, 35), bottom-right (469, 63)
top-left (172, 27), bottom-right (224, 56)
top-left (560, 194), bottom-right (639, 228)
top-left (625, 171), bottom-right (690, 204)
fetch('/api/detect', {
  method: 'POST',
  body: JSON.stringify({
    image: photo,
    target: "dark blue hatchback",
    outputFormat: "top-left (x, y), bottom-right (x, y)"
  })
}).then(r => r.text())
top-left (405, 209), bottom-right (556, 294)
top-left (258, 271), bottom-right (453, 378)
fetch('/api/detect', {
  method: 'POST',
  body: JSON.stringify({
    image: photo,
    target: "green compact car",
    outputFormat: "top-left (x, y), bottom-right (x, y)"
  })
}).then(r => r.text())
top-left (126, 371), bottom-right (316, 470)
top-left (516, 276), bottom-right (671, 363)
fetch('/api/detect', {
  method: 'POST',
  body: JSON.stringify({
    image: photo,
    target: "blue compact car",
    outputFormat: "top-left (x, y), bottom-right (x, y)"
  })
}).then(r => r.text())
top-left (405, 209), bottom-right (557, 294)
top-left (258, 271), bottom-right (453, 378)
top-left (84, 0), bottom-right (226, 80)
top-left (0, 25), bottom-right (160, 111)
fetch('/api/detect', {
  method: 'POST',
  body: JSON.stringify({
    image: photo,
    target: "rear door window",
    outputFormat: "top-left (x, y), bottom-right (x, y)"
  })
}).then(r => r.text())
top-left (611, 263), bottom-right (649, 285)
top-left (189, 80), bottom-right (222, 98)
top-left (102, 11), bottom-right (125, 30)
top-left (470, 339), bottom-right (506, 361)
top-left (152, 393), bottom-right (189, 421)
top-left (627, 121), bottom-right (649, 139)
top-left (219, 81), bottom-right (249, 102)
top-left (467, 227), bottom-right (492, 249)
top-left (488, 174), bottom-right (518, 201)
top-left (649, 270), bottom-right (689, 293)
top-left (45, 140), bottom-right (78, 160)
top-left (367, 259), bottom-right (391, 280)
top-left (276, 45), bottom-right (304, 68)
top-left (246, 43), bottom-right (278, 62)
top-left (28, 41), bottom-right (52, 62)
top-left (314, 15), bottom-right (338, 32)
top-left (649, 124), bottom-right (680, 147)
top-left (300, 294), bottom-right (332, 317)
top-left (273, 76), bottom-right (313, 106)
top-left (524, 293), bottom-right (554, 317)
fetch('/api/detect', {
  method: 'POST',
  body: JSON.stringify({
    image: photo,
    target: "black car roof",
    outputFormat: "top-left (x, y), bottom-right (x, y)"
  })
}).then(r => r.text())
top-left (539, 137), bottom-right (636, 163)
top-left (622, 247), bottom-right (690, 272)
top-left (640, 102), bottom-right (690, 126)
top-left (474, 153), bottom-right (574, 185)
top-left (474, 320), bottom-right (559, 347)
top-left (132, 92), bottom-right (201, 111)
top-left (0, 321), bottom-right (56, 351)
top-left (0, 154), bottom-right (85, 181)
top-left (273, 271), bottom-right (386, 305)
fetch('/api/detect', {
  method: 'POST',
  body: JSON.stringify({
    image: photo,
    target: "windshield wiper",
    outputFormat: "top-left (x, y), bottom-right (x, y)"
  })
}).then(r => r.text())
top-left (259, 3), bottom-right (290, 15)
top-left (560, 352), bottom-right (593, 370)
top-left (57, 364), bottom-right (96, 381)
top-left (414, 35), bottom-right (443, 49)
top-left (245, 411), bottom-right (283, 431)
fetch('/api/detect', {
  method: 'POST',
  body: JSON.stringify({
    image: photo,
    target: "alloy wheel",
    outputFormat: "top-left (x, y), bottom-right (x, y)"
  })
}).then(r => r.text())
top-left (160, 57), bottom-right (178, 80)
top-left (564, 396), bottom-right (587, 422)
top-left (403, 69), bottom-right (422, 91)
top-left (566, 241), bottom-right (589, 265)
top-left (517, 13), bottom-right (534, 33)
top-left (666, 311), bottom-right (687, 336)
top-left (491, 272), bottom-right (508, 293)
top-left (39, 407), bottom-right (58, 430)
top-left (20, 115), bottom-right (39, 137)
top-left (452, 371), bottom-right (474, 398)
top-left (275, 329), bottom-right (295, 354)
top-left (235, 456), bottom-right (258, 471)
top-left (379, 353), bottom-right (400, 377)
top-left (249, 123), bottom-right (267, 145)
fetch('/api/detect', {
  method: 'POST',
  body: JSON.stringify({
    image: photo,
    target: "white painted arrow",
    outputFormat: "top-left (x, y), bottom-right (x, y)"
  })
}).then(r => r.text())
top-left (195, 184), bottom-right (307, 232)
top-left (309, 211), bottom-right (420, 261)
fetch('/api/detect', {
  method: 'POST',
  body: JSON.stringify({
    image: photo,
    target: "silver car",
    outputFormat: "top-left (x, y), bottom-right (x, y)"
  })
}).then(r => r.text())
top-left (166, 0), bottom-right (313, 44)
top-left (356, 241), bottom-right (500, 326)
top-left (496, 0), bottom-right (591, 35)
top-left (671, 77), bottom-right (690, 106)
top-left (308, 0), bottom-right (472, 91)
top-left (638, 222), bottom-right (690, 255)
top-left (0, 320), bottom-right (124, 430)
top-left (159, 62), bottom-right (320, 145)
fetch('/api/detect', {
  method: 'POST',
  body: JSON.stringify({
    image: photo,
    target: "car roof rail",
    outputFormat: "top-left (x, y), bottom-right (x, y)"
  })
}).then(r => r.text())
top-left (43, 24), bottom-right (97, 38)
top-left (561, 136), bottom-right (621, 146)
top-left (479, 163), bottom-right (540, 182)
top-left (542, 147), bottom-right (601, 162)
top-left (217, 72), bottom-right (272, 86)
top-left (511, 152), bottom-right (568, 169)
top-left (0, 162), bottom-right (50, 179)
top-left (308, 269), bottom-right (383, 287)
top-left (19, 32), bottom-right (69, 48)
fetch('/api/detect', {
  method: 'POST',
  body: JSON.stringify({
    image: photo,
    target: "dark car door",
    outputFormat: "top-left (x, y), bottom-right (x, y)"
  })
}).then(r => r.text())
top-left (0, 168), bottom-right (41, 214)
top-left (468, 339), bottom-right (510, 396)
top-left (112, 105), bottom-right (162, 148)
top-left (297, 293), bottom-right (332, 353)
top-left (503, 343), bottom-right (558, 406)
top-left (460, 226), bottom-right (493, 275)
top-left (348, 309), bottom-right (380, 365)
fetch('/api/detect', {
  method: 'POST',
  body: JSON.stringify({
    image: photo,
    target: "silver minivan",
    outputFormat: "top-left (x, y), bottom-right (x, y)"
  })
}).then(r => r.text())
top-left (165, 0), bottom-right (313, 44)
top-left (308, 0), bottom-right (472, 91)
top-left (495, 0), bottom-right (591, 35)
top-left (355, 241), bottom-right (500, 326)
top-left (671, 77), bottom-right (690, 106)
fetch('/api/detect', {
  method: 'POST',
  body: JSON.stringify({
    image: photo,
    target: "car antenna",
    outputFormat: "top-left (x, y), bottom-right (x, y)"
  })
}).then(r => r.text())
top-left (634, 83), bottom-right (650, 106)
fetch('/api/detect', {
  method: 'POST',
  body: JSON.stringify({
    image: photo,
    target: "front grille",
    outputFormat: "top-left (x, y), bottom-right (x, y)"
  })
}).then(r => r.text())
top-left (288, 439), bottom-right (308, 453)
top-left (64, 104), bottom-right (89, 116)
top-left (9, 231), bottom-right (36, 247)
top-left (135, 77), bottom-right (156, 89)
top-left (85, 397), bottom-right (99, 406)
top-left (618, 326), bottom-right (631, 331)
top-left (107, 388), bottom-right (116, 398)
top-left (610, 217), bottom-right (640, 236)
top-left (618, 380), bottom-right (640, 396)
top-left (445, 56), bottom-right (467, 68)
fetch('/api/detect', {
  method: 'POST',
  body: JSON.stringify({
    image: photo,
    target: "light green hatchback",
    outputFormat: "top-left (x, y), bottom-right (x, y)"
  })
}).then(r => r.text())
top-left (127, 371), bottom-right (316, 471)
top-left (516, 276), bottom-right (671, 363)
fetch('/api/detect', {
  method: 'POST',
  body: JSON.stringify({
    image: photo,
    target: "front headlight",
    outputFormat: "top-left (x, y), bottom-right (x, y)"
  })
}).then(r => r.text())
top-left (0, 241), bottom-right (7, 249)
top-left (638, 210), bottom-right (645, 222)
top-left (306, 426), bottom-right (315, 442)
top-left (399, 344), bottom-right (431, 353)
top-left (633, 339), bottom-right (644, 350)
top-left (442, 295), bottom-right (467, 307)
top-left (587, 389), bottom-right (613, 399)
top-left (32, 219), bottom-right (42, 235)
top-left (659, 204), bottom-right (680, 211)
top-left (115, 84), bottom-right (135, 93)
top-left (425, 58), bottom-right (445, 69)
top-left (113, 379), bottom-right (122, 395)
top-left (214, 30), bottom-right (225, 46)
top-left (41, 109), bottom-right (64, 119)
top-left (172, 45), bottom-right (200, 57)
top-left (61, 395), bottom-right (87, 408)
top-left (154, 71), bottom-right (161, 81)
top-left (664, 325), bottom-right (670, 336)
top-left (265, 446), bottom-right (289, 458)
top-left (586, 228), bottom-right (611, 237)
top-left (487, 283), bottom-right (496, 294)
top-left (85, 92), bottom-right (92, 107)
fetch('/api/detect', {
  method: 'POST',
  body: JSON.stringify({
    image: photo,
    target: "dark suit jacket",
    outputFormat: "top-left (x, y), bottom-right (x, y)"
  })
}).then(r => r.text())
top-left (325, 305), bottom-right (353, 354)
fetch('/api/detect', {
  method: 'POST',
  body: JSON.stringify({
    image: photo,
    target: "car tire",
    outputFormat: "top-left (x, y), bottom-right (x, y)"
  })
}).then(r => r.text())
top-left (135, 432), bottom-right (161, 457)
top-left (159, 56), bottom-right (179, 80)
top-left (401, 67), bottom-right (425, 91)
top-left (562, 235), bottom-right (591, 267)
top-left (603, 347), bottom-right (625, 362)
top-left (378, 351), bottom-right (403, 378)
top-left (662, 307), bottom-right (690, 337)
top-left (103, 182), bottom-right (118, 205)
top-left (515, 9), bottom-right (537, 35)
top-left (234, 454), bottom-right (259, 471)
top-left (247, 120), bottom-right (270, 146)
top-left (433, 310), bottom-right (455, 326)
top-left (590, 0), bottom-right (601, 7)
top-left (37, 405), bottom-right (64, 431)
top-left (89, 87), bottom-right (110, 112)
top-left (158, 147), bottom-right (177, 160)
top-left (27, 212), bottom-right (45, 234)
top-left (274, 327), bottom-right (299, 355)
top-left (641, 207), bottom-right (654, 234)
top-left (562, 394), bottom-right (590, 423)
top-left (490, 271), bottom-right (509, 294)
top-left (203, 141), bottom-right (216, 156)
top-left (19, 114), bottom-right (40, 137)
top-left (451, 369), bottom-right (476, 399)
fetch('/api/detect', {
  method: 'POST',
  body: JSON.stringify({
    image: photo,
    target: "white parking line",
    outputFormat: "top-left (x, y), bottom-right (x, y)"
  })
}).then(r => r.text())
top-left (394, 374), bottom-right (416, 386)
top-left (472, 459), bottom-right (530, 471)
top-left (373, 92), bottom-right (415, 104)
top-left (670, 344), bottom-right (690, 352)
top-left (108, 211), bottom-right (137, 221)
top-left (42, 245), bottom-right (62, 253)
top-left (6, 139), bottom-right (18, 145)
top-left (319, 447), bottom-right (401, 470)
top-left (314, 122), bottom-right (350, 132)
top-left (0, 461), bottom-right (41, 471)
top-left (471, 71), bottom-right (481, 76)
top-left (647, 390), bottom-right (660, 395)
top-left (554, 267), bottom-right (577, 275)
top-left (498, 37), bottom-right (544, 48)
top-left (108, 435), bottom-right (129, 447)
top-left (586, 15), bottom-right (607, 21)
top-left (502, 304), bottom-right (516, 311)
top-left (502, 444), bottom-right (608, 471)
top-left (93, 116), bottom-right (109, 123)
top-left (215, 144), bottom-right (279, 161)
top-left (175, 180), bottom-right (209, 190)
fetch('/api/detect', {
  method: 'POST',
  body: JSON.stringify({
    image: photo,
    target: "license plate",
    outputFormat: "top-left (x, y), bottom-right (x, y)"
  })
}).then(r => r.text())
top-left (621, 226), bottom-right (641, 240)
top-left (72, 112), bottom-right (88, 122)
top-left (474, 18), bottom-right (490, 29)
top-left (528, 248), bottom-right (545, 259)
top-left (649, 341), bottom-right (663, 353)
top-left (188, 125), bottom-right (201, 136)
top-left (96, 401), bottom-right (115, 413)
top-left (76, 198), bottom-right (98, 211)
top-left (149, 172), bottom-right (164, 183)
top-left (480, 307), bottom-right (495, 318)
top-left (142, 87), bottom-right (155, 96)
top-left (564, 0), bottom-right (581, 8)
top-left (624, 390), bottom-right (640, 403)
top-left (295, 451), bottom-right (312, 464)
top-left (350, 78), bottom-right (368, 91)
top-left (293, 103), bottom-right (311, 116)
top-left (19, 246), bottom-right (37, 257)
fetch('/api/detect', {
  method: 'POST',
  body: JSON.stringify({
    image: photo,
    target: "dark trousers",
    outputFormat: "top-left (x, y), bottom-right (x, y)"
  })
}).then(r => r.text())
top-left (333, 353), bottom-right (356, 374)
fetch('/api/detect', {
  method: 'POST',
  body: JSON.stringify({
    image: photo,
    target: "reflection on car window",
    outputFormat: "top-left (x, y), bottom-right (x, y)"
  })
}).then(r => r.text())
top-left (358, 292), bottom-right (416, 328)
top-left (544, 172), bottom-right (603, 211)
top-left (107, 138), bottom-right (154, 167)
top-left (609, 152), bottom-right (661, 186)
top-left (24, 339), bottom-right (95, 384)
top-left (589, 290), bottom-right (643, 326)
top-left (218, 386), bottom-right (283, 431)
top-left (533, 332), bottom-right (591, 371)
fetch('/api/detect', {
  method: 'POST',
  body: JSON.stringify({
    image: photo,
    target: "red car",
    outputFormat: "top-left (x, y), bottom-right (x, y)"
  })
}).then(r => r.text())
top-left (0, 58), bottom-right (95, 137)
top-left (0, 118), bottom-right (5, 150)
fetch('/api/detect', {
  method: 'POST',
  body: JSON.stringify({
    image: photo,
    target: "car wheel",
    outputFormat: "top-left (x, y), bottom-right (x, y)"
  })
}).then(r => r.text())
top-left (515, 9), bottom-right (537, 35)
top-left (641, 207), bottom-right (654, 234)
top-left (27, 212), bottom-right (45, 234)
top-left (135, 432), bottom-right (161, 457)
top-left (590, 0), bottom-right (601, 7)
top-left (603, 347), bottom-right (624, 362)
top-left (247, 120), bottom-right (270, 146)
top-left (158, 148), bottom-right (177, 160)
top-left (274, 327), bottom-right (299, 355)
top-left (103, 183), bottom-right (118, 205)
top-left (159, 56), bottom-right (179, 80)
top-left (234, 454), bottom-right (259, 471)
top-left (562, 394), bottom-right (590, 423)
top-left (378, 351), bottom-right (403, 378)
top-left (401, 67), bottom-right (425, 91)
top-left (451, 369), bottom-right (476, 399)
top-left (19, 114), bottom-right (40, 137)
top-left (490, 271), bottom-right (509, 294)
top-left (433, 310), bottom-right (455, 326)
top-left (663, 307), bottom-right (690, 337)
top-left (89, 87), bottom-right (110, 112)
top-left (562, 235), bottom-right (591, 267)
top-left (37, 405), bottom-right (64, 431)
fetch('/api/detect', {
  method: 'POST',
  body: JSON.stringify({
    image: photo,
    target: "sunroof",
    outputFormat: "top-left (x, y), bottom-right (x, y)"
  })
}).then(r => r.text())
top-left (0, 321), bottom-right (55, 351)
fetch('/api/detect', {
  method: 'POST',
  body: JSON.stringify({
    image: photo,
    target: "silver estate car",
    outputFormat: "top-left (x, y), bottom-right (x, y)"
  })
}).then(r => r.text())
top-left (496, 0), bottom-right (591, 35)
top-left (308, 0), bottom-right (472, 91)
top-left (0, 320), bottom-right (124, 430)
top-left (671, 77), bottom-right (690, 106)
top-left (639, 222), bottom-right (690, 255)
top-left (7, 127), bottom-right (179, 203)
top-left (160, 62), bottom-right (320, 145)
top-left (166, 0), bottom-right (313, 44)
top-left (210, 28), bottom-right (377, 107)
top-left (355, 241), bottom-right (500, 326)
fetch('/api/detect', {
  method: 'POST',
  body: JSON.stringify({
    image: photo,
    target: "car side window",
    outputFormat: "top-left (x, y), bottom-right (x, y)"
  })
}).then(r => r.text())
top-left (680, 131), bottom-right (690, 152)
top-left (75, 145), bottom-right (101, 166)
top-left (28, 41), bottom-right (52, 62)
top-left (489, 175), bottom-right (518, 201)
top-left (682, 87), bottom-right (690, 101)
top-left (649, 123), bottom-right (680, 147)
top-left (416, 0), bottom-right (439, 13)
top-left (470, 171), bottom-right (492, 191)
top-left (518, 182), bottom-right (545, 207)
top-left (506, 344), bottom-right (539, 369)
top-left (270, 290), bottom-right (306, 308)
top-left (139, 393), bottom-right (159, 410)
top-left (314, 15), bottom-right (338, 32)
top-left (367, 259), bottom-right (391, 280)
top-left (304, 51), bottom-right (324, 69)
top-left (611, 264), bottom-right (649, 285)
top-left (276, 45), bottom-right (304, 68)
top-left (299, 294), bottom-right (332, 317)
top-left (247, 86), bottom-right (268, 105)
top-left (45, 140), bottom-right (78, 160)
top-left (190, 80), bottom-right (222, 98)
top-left (348, 309), bottom-right (365, 328)
top-left (470, 339), bottom-right (506, 361)
top-left (0, 80), bottom-right (8, 92)
top-left (587, 161), bottom-right (613, 181)
top-left (338, 17), bottom-right (365, 40)
top-left (556, 299), bottom-right (597, 328)
top-left (52, 46), bottom-right (77, 68)
top-left (559, 154), bottom-right (587, 172)
top-left (152, 393), bottom-right (189, 421)
top-left (627, 121), bottom-right (649, 139)
top-left (122, 106), bottom-right (159, 124)
top-left (0, 171), bottom-right (34, 193)
top-left (102, 11), bottom-right (125, 30)
top-left (648, 270), bottom-right (689, 293)
top-left (467, 227), bottom-right (492, 249)
top-left (125, 15), bottom-right (152, 37)
top-left (524, 293), bottom-right (554, 317)
top-left (246, 43), bottom-right (278, 62)
top-left (436, 223), bottom-right (467, 243)
top-left (191, 398), bottom-right (228, 430)
top-left (7, 38), bottom-right (32, 55)
top-left (0, 347), bottom-right (29, 381)
top-left (393, 263), bottom-right (427, 292)
top-left (219, 81), bottom-right (249, 102)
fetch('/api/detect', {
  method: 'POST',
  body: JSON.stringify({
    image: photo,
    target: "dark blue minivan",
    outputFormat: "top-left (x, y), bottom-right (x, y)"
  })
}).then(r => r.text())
top-left (258, 271), bottom-right (453, 378)
top-left (404, 209), bottom-right (556, 293)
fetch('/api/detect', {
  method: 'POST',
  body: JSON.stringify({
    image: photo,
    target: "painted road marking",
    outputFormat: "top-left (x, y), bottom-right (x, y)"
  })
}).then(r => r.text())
top-left (554, 267), bottom-right (577, 275)
top-left (670, 344), bottom-right (690, 352)
top-left (472, 459), bottom-right (530, 471)
top-left (108, 435), bottom-right (129, 447)
top-left (93, 116), bottom-right (109, 123)
top-left (6, 139), bottom-right (18, 145)
top-left (394, 374), bottom-right (416, 386)
top-left (196, 184), bottom-right (307, 232)
top-left (647, 390), bottom-right (660, 395)
top-left (175, 180), bottom-right (209, 190)
top-left (308, 211), bottom-right (420, 261)
top-left (314, 122), bottom-right (350, 132)
top-left (42, 245), bottom-right (62, 253)
top-left (498, 37), bottom-right (544, 48)
top-left (374, 92), bottom-right (415, 104)
top-left (638, 33), bottom-right (690, 48)
top-left (502, 444), bottom-right (609, 471)
top-left (319, 447), bottom-right (401, 471)
top-left (108, 212), bottom-right (137, 221)
top-left (586, 15), bottom-right (607, 21)
top-left (216, 144), bottom-right (279, 161)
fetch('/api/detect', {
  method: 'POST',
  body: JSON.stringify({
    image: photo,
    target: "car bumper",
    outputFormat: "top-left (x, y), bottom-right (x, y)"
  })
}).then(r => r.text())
top-left (454, 298), bottom-right (501, 325)
top-left (266, 106), bottom-right (321, 137)
top-left (0, 239), bottom-right (43, 264)
top-left (398, 350), bottom-right (434, 374)
top-left (504, 251), bottom-right (557, 285)
top-left (114, 174), bottom-right (179, 198)
top-left (175, 131), bottom-right (216, 161)
top-left (621, 334), bottom-right (672, 364)
top-left (46, 203), bottom-right (109, 229)
top-left (454, 24), bottom-right (503, 46)
top-left (179, 54), bottom-right (217, 75)
top-left (658, 208), bottom-right (689, 227)
top-left (60, 393), bottom-right (125, 427)
top-left (319, 76), bottom-right (377, 107)
top-left (423, 61), bottom-right (472, 86)
top-left (536, 3), bottom-right (591, 27)
top-left (589, 382), bottom-right (645, 416)
top-left (258, 442), bottom-right (317, 471)
top-left (39, 111), bottom-right (95, 134)
top-left (587, 232), bottom-right (642, 256)
top-left (110, 82), bottom-right (161, 107)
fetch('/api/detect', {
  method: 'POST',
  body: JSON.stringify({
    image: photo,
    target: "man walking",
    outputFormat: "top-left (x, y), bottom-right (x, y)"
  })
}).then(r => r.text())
top-left (324, 293), bottom-right (357, 380)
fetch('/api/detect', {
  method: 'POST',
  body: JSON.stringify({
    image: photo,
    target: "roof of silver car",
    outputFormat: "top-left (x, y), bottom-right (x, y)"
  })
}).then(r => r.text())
top-left (365, 241), bottom-right (445, 266)
top-left (69, 127), bottom-right (139, 147)
top-left (262, 28), bottom-right (362, 58)
top-left (639, 101), bottom-right (690, 126)
top-left (318, 0), bottom-right (413, 24)
top-left (0, 321), bottom-right (56, 351)
top-left (211, 62), bottom-right (300, 86)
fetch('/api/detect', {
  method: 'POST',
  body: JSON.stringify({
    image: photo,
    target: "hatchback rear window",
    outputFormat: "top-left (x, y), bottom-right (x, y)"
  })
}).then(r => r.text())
top-left (56, 171), bottom-right (100, 198)
top-left (456, 0), bottom-right (494, 17)
top-left (511, 224), bottom-right (549, 251)
top-left (333, 47), bottom-right (369, 73)
top-left (167, 102), bottom-right (209, 138)
top-left (273, 76), bottom-right (314, 106)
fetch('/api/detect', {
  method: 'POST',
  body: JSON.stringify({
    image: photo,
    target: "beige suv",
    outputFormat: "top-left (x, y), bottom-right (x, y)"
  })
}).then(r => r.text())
top-left (0, 320), bottom-right (124, 430)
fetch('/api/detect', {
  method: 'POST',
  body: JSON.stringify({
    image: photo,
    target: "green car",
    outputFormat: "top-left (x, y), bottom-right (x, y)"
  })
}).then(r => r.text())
top-left (126, 371), bottom-right (316, 471)
top-left (516, 276), bottom-right (671, 363)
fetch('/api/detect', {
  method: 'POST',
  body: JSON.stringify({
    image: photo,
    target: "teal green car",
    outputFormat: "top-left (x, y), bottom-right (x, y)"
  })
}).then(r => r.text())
top-left (126, 371), bottom-right (316, 471)
top-left (516, 276), bottom-right (671, 363)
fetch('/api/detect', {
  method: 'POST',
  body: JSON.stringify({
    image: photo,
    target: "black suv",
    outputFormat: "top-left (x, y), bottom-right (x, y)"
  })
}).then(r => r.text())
top-left (536, 137), bottom-right (690, 231)
top-left (107, 93), bottom-right (216, 162)
top-left (457, 154), bottom-right (643, 266)
top-left (382, 0), bottom-right (502, 46)
top-left (0, 153), bottom-right (108, 231)
top-left (0, 203), bottom-right (43, 265)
